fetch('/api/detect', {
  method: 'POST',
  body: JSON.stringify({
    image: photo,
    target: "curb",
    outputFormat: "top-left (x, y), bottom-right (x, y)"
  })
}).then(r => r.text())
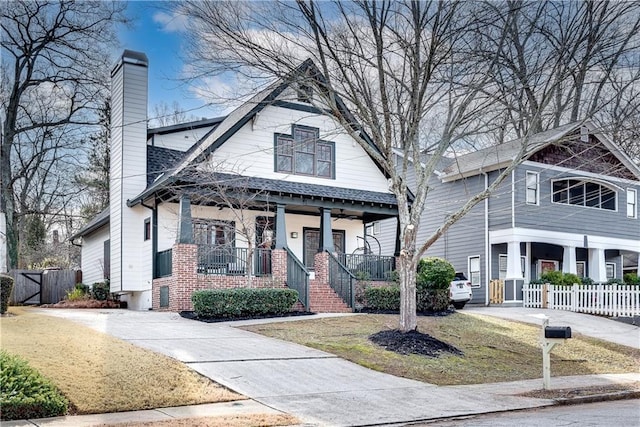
top-left (553, 390), bottom-right (640, 406)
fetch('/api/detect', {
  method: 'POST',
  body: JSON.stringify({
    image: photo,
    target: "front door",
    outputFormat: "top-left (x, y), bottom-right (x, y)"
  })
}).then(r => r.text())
top-left (303, 228), bottom-right (345, 269)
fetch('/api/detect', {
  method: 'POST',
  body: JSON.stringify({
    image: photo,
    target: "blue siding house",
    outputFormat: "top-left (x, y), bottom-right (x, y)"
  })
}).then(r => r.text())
top-left (375, 121), bottom-right (640, 305)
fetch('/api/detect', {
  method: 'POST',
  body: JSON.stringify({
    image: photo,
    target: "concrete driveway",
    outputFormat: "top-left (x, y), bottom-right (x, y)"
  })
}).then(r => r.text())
top-left (464, 306), bottom-right (640, 349)
top-left (36, 308), bottom-right (639, 426)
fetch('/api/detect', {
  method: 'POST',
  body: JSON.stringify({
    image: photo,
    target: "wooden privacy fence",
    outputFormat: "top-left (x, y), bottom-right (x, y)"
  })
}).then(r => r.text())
top-left (523, 283), bottom-right (640, 317)
top-left (9, 269), bottom-right (80, 305)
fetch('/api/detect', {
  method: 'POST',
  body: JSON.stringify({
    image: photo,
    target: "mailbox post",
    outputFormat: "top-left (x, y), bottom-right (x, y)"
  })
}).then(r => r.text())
top-left (540, 316), bottom-right (572, 390)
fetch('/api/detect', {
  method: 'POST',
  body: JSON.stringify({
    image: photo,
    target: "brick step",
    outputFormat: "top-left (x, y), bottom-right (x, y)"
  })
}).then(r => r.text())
top-left (309, 280), bottom-right (352, 313)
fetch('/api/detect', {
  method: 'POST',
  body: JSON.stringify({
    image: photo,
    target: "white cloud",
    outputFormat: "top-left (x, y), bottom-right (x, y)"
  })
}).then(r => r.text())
top-left (153, 11), bottom-right (188, 33)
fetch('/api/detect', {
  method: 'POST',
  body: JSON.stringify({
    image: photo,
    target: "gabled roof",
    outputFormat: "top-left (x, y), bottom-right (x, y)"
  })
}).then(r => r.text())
top-left (440, 120), bottom-right (640, 182)
top-left (147, 145), bottom-right (186, 186)
top-left (70, 207), bottom-right (110, 240)
top-left (129, 59), bottom-right (389, 207)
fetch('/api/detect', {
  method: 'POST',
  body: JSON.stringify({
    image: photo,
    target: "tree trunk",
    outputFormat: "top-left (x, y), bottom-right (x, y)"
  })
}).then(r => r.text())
top-left (398, 253), bottom-right (418, 332)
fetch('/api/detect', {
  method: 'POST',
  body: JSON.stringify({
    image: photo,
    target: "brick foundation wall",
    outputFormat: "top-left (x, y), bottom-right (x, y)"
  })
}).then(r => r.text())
top-left (152, 246), bottom-right (290, 312)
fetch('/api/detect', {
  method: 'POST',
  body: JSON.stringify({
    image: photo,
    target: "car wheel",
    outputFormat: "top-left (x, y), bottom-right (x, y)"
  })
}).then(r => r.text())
top-left (453, 302), bottom-right (466, 310)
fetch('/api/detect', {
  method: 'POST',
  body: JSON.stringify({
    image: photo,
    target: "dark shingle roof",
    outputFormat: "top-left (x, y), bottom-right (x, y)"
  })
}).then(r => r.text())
top-left (70, 207), bottom-right (110, 240)
top-left (180, 172), bottom-right (397, 206)
top-left (147, 146), bottom-right (186, 186)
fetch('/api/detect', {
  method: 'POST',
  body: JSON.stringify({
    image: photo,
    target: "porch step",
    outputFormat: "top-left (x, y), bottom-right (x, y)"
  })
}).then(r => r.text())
top-left (309, 280), bottom-right (352, 313)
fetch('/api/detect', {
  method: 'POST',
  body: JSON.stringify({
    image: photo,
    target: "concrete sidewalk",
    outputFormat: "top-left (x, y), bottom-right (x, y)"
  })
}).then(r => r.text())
top-left (21, 308), bottom-right (638, 426)
top-left (464, 306), bottom-right (640, 349)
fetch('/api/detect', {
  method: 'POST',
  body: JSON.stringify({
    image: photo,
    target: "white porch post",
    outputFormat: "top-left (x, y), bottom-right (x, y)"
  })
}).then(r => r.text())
top-left (505, 241), bottom-right (523, 279)
top-left (588, 248), bottom-right (607, 283)
top-left (562, 246), bottom-right (577, 274)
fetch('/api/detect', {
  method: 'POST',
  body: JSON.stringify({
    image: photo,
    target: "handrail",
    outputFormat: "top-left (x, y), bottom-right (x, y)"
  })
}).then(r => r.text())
top-left (285, 247), bottom-right (310, 310)
top-left (327, 250), bottom-right (356, 307)
top-left (336, 253), bottom-right (395, 281)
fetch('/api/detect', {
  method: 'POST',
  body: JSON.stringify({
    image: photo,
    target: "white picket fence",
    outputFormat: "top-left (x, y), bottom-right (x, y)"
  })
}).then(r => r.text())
top-left (523, 283), bottom-right (640, 317)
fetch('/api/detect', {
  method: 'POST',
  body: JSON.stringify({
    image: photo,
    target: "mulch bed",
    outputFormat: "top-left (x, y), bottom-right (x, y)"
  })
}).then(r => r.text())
top-left (358, 308), bottom-right (457, 317)
top-left (41, 299), bottom-right (122, 309)
top-left (369, 329), bottom-right (464, 357)
top-left (179, 310), bottom-right (316, 323)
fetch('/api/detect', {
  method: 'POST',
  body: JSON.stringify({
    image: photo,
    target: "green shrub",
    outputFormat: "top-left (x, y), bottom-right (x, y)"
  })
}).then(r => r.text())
top-left (0, 275), bottom-right (14, 315)
top-left (65, 287), bottom-right (88, 302)
top-left (562, 273), bottom-right (581, 286)
top-left (415, 257), bottom-right (454, 311)
top-left (540, 271), bottom-right (582, 286)
top-left (417, 289), bottom-right (450, 312)
top-left (416, 257), bottom-right (455, 290)
top-left (191, 288), bottom-right (298, 318)
top-left (607, 278), bottom-right (625, 285)
top-left (364, 286), bottom-right (400, 310)
top-left (581, 276), bottom-right (594, 286)
top-left (623, 273), bottom-right (639, 285)
top-left (74, 283), bottom-right (90, 295)
top-left (91, 281), bottom-right (110, 301)
top-left (540, 270), bottom-right (564, 286)
top-left (0, 351), bottom-right (68, 420)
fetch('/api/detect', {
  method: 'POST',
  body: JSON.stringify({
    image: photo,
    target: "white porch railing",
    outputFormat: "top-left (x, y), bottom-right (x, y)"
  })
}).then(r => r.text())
top-left (523, 283), bottom-right (640, 317)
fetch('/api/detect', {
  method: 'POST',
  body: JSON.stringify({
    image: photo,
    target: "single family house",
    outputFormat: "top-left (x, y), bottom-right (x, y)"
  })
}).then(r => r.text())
top-left (374, 121), bottom-right (640, 305)
top-left (72, 50), bottom-right (399, 311)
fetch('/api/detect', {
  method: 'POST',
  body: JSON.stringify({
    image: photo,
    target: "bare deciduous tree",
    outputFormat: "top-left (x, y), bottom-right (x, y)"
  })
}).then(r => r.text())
top-left (1, 0), bottom-right (127, 268)
top-left (178, 0), bottom-right (637, 331)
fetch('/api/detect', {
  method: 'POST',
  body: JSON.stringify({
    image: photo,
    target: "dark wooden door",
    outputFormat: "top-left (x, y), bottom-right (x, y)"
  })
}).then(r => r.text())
top-left (303, 228), bottom-right (345, 269)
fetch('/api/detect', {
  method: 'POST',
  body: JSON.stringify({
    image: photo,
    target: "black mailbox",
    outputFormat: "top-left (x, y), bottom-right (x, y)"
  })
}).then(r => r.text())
top-left (545, 326), bottom-right (571, 339)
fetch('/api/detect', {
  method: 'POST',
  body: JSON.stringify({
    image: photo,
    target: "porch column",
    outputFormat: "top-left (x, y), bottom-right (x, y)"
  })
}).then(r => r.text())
top-left (505, 241), bottom-right (523, 279)
top-left (589, 248), bottom-right (607, 283)
top-left (319, 207), bottom-right (334, 252)
top-left (394, 217), bottom-right (401, 256)
top-left (274, 203), bottom-right (287, 249)
top-left (176, 195), bottom-right (193, 244)
top-left (562, 246), bottom-right (577, 274)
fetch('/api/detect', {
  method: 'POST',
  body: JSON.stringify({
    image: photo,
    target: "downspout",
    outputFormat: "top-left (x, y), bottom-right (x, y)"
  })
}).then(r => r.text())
top-left (483, 171), bottom-right (490, 306)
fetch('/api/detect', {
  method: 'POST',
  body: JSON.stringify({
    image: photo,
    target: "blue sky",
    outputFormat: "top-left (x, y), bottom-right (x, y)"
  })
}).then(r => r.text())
top-left (118, 1), bottom-right (218, 121)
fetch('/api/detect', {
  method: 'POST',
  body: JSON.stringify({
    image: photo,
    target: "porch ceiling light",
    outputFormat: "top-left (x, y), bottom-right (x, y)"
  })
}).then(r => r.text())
top-left (290, 232), bottom-right (298, 238)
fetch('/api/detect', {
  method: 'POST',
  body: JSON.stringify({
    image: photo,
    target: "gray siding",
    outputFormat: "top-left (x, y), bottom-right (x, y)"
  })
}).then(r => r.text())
top-left (513, 164), bottom-right (640, 240)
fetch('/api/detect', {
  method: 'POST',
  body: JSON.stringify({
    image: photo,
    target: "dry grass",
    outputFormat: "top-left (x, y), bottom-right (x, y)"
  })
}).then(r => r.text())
top-left (242, 312), bottom-right (639, 385)
top-left (100, 414), bottom-right (299, 427)
top-left (0, 307), bottom-right (244, 414)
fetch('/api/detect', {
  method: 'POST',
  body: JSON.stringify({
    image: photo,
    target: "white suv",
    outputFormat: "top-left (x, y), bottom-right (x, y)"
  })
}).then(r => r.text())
top-left (450, 272), bottom-right (472, 309)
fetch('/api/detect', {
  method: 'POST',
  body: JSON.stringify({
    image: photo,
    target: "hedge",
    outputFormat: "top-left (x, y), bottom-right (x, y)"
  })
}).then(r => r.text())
top-left (0, 351), bottom-right (68, 420)
top-left (192, 288), bottom-right (298, 318)
top-left (364, 286), bottom-right (401, 311)
top-left (0, 275), bottom-right (13, 315)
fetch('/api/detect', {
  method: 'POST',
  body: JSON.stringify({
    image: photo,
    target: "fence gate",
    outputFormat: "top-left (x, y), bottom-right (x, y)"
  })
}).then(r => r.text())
top-left (9, 269), bottom-right (78, 305)
top-left (490, 279), bottom-right (504, 304)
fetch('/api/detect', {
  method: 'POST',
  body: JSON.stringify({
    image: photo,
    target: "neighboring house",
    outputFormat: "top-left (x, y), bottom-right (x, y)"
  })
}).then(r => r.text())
top-left (375, 121), bottom-right (640, 305)
top-left (71, 50), bottom-right (398, 311)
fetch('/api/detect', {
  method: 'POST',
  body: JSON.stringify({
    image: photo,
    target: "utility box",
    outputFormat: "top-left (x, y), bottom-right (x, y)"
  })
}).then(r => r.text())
top-left (545, 326), bottom-right (572, 339)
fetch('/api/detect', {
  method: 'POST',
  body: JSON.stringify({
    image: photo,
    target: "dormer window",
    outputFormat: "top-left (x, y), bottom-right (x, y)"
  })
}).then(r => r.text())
top-left (552, 179), bottom-right (616, 211)
top-left (274, 125), bottom-right (335, 179)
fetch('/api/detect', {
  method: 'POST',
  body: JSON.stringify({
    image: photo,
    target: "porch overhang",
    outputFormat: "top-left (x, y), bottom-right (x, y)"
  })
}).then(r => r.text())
top-left (128, 172), bottom-right (399, 220)
top-left (490, 227), bottom-right (640, 252)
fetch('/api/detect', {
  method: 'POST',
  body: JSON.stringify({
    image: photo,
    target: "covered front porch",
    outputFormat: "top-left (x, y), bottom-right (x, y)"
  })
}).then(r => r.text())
top-left (490, 228), bottom-right (640, 303)
top-left (149, 176), bottom-right (399, 312)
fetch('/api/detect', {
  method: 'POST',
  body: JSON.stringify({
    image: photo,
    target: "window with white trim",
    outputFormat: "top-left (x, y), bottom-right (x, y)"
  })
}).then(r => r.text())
top-left (552, 179), bottom-right (616, 211)
top-left (606, 262), bottom-right (616, 280)
top-left (627, 189), bottom-right (637, 218)
top-left (525, 171), bottom-right (539, 205)
top-left (468, 256), bottom-right (481, 288)
top-left (275, 125), bottom-right (335, 179)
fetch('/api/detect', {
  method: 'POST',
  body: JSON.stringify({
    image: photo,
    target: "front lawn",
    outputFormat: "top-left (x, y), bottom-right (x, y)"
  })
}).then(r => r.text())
top-left (0, 307), bottom-right (243, 415)
top-left (241, 312), bottom-right (639, 385)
